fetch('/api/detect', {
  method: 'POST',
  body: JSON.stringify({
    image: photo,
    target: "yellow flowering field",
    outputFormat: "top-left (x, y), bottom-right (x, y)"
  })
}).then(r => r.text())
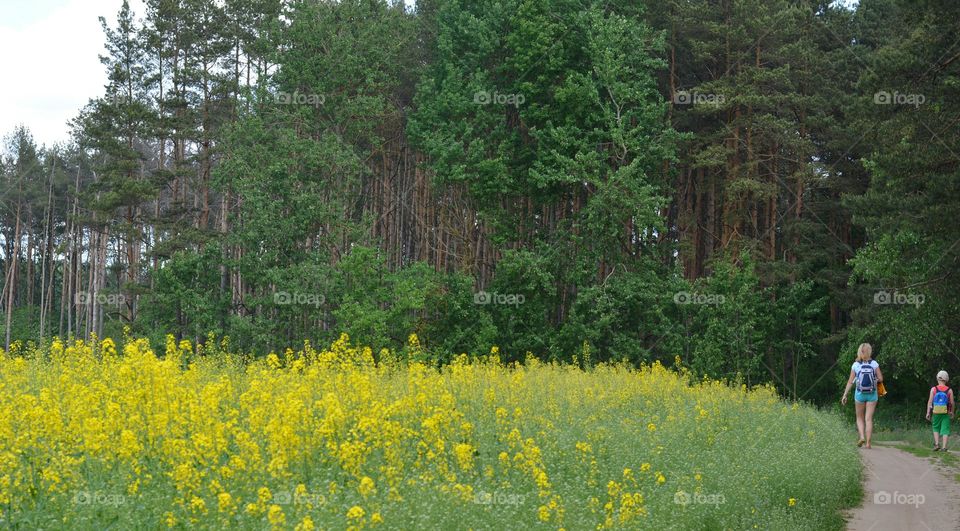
top-left (0, 333), bottom-right (860, 529)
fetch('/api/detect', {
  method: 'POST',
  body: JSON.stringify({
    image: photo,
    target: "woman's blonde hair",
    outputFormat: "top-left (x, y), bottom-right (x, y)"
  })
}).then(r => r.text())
top-left (857, 343), bottom-right (873, 362)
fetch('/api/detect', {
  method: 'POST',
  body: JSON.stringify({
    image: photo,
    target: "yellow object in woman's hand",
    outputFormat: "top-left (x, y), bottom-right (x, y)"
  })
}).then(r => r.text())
top-left (877, 381), bottom-right (887, 397)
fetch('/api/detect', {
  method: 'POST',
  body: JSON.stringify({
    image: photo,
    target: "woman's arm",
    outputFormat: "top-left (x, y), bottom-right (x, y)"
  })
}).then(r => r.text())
top-left (927, 387), bottom-right (935, 420)
top-left (841, 370), bottom-right (856, 405)
top-left (951, 389), bottom-right (956, 417)
top-left (875, 366), bottom-right (883, 383)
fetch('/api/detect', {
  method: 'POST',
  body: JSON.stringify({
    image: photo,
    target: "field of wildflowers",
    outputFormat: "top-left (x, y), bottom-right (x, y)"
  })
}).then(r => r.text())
top-left (0, 333), bottom-right (860, 529)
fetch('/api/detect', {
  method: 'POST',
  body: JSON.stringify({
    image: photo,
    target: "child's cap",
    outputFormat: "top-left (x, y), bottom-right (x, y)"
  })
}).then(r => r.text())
top-left (938, 370), bottom-right (949, 382)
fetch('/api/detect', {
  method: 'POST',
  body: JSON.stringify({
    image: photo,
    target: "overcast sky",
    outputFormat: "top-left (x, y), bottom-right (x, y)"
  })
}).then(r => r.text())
top-left (0, 0), bottom-right (143, 149)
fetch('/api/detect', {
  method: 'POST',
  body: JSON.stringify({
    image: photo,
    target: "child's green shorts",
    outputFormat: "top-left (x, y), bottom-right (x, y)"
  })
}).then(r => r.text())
top-left (932, 413), bottom-right (951, 435)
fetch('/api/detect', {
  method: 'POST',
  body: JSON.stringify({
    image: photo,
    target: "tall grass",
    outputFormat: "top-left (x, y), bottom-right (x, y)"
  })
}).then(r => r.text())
top-left (0, 335), bottom-right (862, 529)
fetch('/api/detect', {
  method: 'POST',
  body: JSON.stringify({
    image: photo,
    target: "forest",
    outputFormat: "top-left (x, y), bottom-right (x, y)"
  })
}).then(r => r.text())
top-left (1, 0), bottom-right (957, 405)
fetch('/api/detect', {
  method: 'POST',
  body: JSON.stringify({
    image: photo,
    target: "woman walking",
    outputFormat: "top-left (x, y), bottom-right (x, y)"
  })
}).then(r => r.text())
top-left (841, 343), bottom-right (883, 448)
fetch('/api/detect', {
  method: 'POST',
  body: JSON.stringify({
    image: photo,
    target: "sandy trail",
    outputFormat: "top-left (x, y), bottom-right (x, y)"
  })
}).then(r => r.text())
top-left (846, 445), bottom-right (960, 530)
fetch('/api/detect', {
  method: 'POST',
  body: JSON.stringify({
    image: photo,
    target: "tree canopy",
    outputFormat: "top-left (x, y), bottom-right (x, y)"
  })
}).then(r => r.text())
top-left (2, 0), bottom-right (958, 405)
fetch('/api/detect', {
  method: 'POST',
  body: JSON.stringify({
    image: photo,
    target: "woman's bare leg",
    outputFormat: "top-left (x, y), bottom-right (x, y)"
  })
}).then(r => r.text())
top-left (855, 401), bottom-right (866, 442)
top-left (865, 400), bottom-right (877, 448)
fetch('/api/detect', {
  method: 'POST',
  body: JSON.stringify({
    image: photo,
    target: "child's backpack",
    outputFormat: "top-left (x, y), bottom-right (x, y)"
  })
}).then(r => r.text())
top-left (856, 363), bottom-right (876, 393)
top-left (933, 386), bottom-right (951, 414)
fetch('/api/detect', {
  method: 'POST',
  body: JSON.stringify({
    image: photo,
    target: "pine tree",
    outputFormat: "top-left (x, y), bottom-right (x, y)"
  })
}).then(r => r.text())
top-left (846, 0), bottom-right (960, 388)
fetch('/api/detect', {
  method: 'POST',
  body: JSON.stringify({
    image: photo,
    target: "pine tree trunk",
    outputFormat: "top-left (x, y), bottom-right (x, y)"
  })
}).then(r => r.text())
top-left (4, 198), bottom-right (22, 351)
top-left (39, 156), bottom-right (55, 339)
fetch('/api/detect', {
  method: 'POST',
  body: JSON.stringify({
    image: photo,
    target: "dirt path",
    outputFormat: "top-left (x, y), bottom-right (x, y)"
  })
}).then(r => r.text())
top-left (846, 445), bottom-right (960, 530)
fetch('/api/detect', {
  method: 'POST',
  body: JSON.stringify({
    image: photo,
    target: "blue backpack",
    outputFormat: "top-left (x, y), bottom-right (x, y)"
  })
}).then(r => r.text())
top-left (933, 386), bottom-right (950, 414)
top-left (856, 363), bottom-right (876, 393)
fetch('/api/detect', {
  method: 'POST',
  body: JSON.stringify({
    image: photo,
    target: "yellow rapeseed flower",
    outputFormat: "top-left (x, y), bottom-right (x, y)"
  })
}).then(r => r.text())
top-left (217, 492), bottom-right (234, 513)
top-left (190, 496), bottom-right (207, 514)
top-left (454, 443), bottom-right (475, 470)
top-left (538, 505), bottom-right (551, 522)
top-left (267, 505), bottom-right (285, 525)
top-left (358, 476), bottom-right (376, 497)
top-left (0, 333), bottom-right (851, 529)
top-left (296, 516), bottom-right (316, 531)
top-left (258, 487), bottom-right (272, 504)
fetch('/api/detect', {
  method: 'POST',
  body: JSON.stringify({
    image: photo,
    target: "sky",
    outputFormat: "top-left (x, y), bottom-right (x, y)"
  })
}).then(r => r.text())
top-left (0, 0), bottom-right (143, 149)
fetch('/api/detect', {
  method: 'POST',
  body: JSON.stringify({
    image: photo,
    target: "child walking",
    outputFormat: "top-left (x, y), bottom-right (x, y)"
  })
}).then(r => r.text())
top-left (926, 370), bottom-right (955, 451)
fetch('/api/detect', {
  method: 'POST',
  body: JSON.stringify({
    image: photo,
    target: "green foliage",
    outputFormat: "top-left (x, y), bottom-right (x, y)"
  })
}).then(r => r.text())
top-left (559, 262), bottom-right (685, 365)
top-left (680, 257), bottom-right (766, 380)
top-left (408, 0), bottom-right (674, 249)
top-left (140, 247), bottom-right (229, 342)
top-left (419, 271), bottom-right (498, 363)
top-left (842, 0), bottom-right (960, 389)
top-left (481, 249), bottom-right (557, 361)
top-left (332, 246), bottom-right (435, 351)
